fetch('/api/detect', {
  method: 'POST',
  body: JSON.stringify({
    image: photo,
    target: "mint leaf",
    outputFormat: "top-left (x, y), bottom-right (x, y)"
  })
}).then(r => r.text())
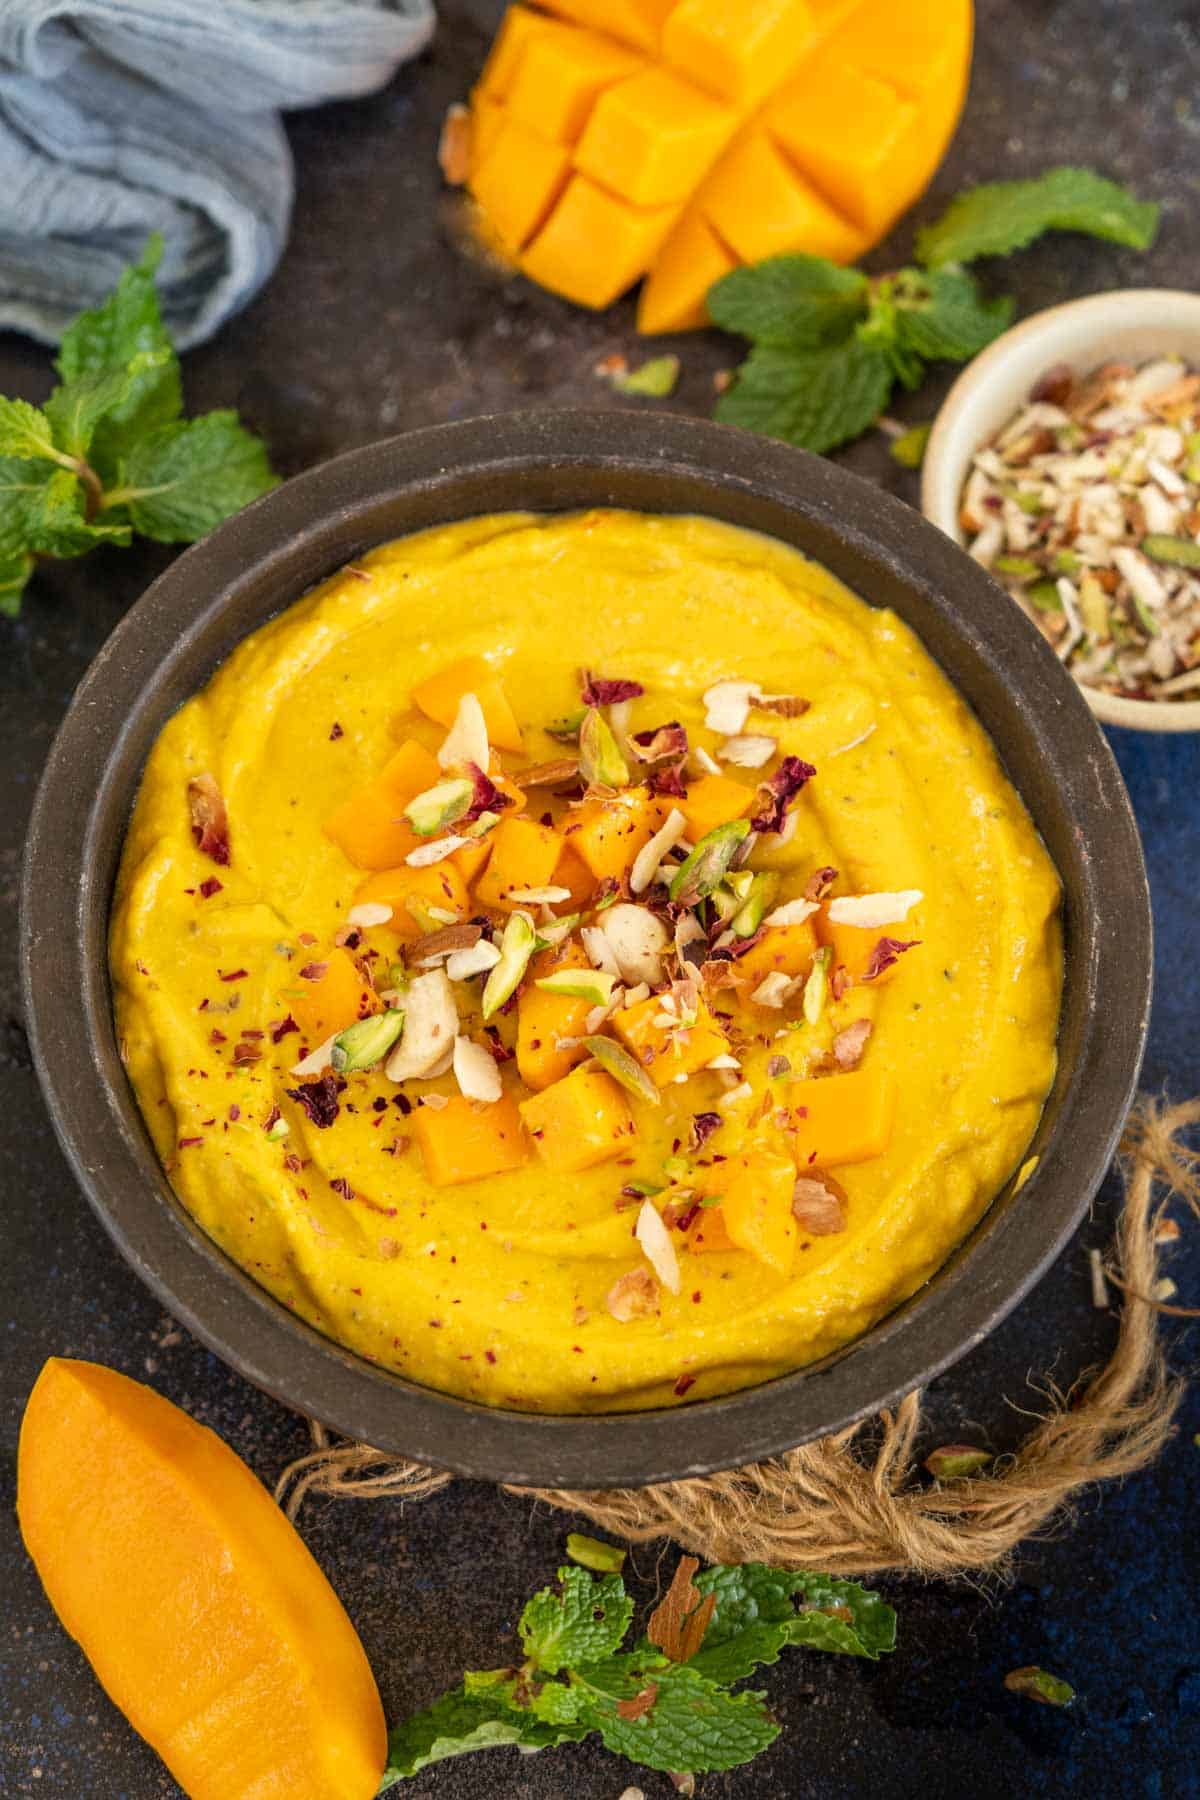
top-left (45, 350), bottom-right (174, 461)
top-left (55, 234), bottom-right (182, 467)
top-left (687, 1564), bottom-right (896, 1682)
top-left (917, 167), bottom-right (1159, 268)
top-left (708, 254), bottom-right (867, 350)
top-left (520, 1566), bottom-right (634, 1675)
top-left (591, 1662), bottom-right (778, 1774)
top-left (892, 268), bottom-right (1014, 363)
top-left (0, 398), bottom-right (62, 465)
top-left (114, 412), bottom-right (278, 543)
top-left (26, 469), bottom-right (131, 558)
top-left (379, 1684), bottom-right (581, 1785)
top-left (715, 338), bottom-right (893, 454)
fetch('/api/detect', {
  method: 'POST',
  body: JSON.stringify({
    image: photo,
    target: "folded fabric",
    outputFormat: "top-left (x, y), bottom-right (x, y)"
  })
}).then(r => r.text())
top-left (0, 0), bottom-right (435, 350)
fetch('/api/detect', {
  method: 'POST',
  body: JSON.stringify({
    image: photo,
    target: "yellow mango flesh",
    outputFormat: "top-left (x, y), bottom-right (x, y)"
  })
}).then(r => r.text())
top-left (110, 510), bottom-right (1061, 1415)
top-left (413, 1091), bottom-right (530, 1185)
top-left (463, 0), bottom-right (973, 326)
top-left (519, 1063), bottom-right (637, 1171)
top-left (18, 1359), bottom-right (385, 1800)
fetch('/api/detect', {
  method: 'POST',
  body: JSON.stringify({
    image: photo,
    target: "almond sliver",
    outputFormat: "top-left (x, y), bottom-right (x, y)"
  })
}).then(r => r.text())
top-left (635, 1200), bottom-right (681, 1295)
top-left (826, 889), bottom-right (922, 928)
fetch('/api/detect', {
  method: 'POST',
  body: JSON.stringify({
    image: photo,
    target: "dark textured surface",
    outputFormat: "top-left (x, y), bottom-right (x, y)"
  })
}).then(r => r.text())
top-left (2, 1), bottom-right (1198, 1795)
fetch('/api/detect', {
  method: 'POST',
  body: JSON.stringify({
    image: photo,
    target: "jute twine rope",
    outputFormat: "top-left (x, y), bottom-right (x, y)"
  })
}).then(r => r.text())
top-left (275, 1097), bottom-right (1198, 1578)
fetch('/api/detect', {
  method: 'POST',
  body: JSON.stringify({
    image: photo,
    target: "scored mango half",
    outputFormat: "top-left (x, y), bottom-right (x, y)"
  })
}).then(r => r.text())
top-left (464, 0), bottom-right (974, 329)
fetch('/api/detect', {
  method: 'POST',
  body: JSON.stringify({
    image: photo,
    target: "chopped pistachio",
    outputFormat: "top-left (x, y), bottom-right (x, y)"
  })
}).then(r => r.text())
top-left (582, 1034), bottom-right (660, 1106)
top-left (1051, 548), bottom-right (1082, 576)
top-left (480, 911), bottom-right (537, 1020)
top-left (1027, 579), bottom-right (1064, 614)
top-left (669, 819), bottom-right (752, 907)
top-left (578, 707), bottom-right (630, 789)
top-left (403, 776), bottom-right (474, 837)
top-left (545, 707), bottom-right (586, 742)
top-left (266, 1116), bottom-right (290, 1141)
top-left (730, 870), bottom-right (778, 937)
top-left (1141, 533), bottom-right (1200, 570)
top-left (536, 968), bottom-right (618, 1006)
top-left (330, 1010), bottom-right (406, 1073)
top-left (565, 1533), bottom-right (627, 1573)
top-left (1077, 573), bottom-right (1111, 639)
top-left (1004, 1668), bottom-right (1075, 1708)
top-left (802, 947), bottom-right (831, 1025)
top-left (611, 353), bottom-right (680, 398)
top-left (889, 421), bottom-right (932, 469)
top-left (994, 555), bottom-right (1041, 580)
top-left (925, 1444), bottom-right (991, 1479)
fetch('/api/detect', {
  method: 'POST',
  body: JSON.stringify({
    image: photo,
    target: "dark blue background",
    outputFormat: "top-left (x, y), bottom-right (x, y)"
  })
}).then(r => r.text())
top-left (2, 1), bottom-right (1197, 1794)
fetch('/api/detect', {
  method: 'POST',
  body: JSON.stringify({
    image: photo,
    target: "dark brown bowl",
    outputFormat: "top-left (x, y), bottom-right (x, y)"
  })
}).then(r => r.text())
top-left (20, 412), bottom-right (1150, 1488)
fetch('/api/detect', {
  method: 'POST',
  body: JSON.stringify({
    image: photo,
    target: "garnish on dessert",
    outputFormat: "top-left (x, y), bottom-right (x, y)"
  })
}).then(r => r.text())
top-left (221, 655), bottom-right (927, 1315)
top-left (961, 357), bottom-right (1200, 701)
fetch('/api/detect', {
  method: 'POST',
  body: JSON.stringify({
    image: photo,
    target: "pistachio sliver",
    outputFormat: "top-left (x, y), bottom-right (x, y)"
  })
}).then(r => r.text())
top-left (545, 707), bottom-right (586, 743)
top-left (730, 870), bottom-right (778, 938)
top-left (578, 706), bottom-right (630, 789)
top-left (1141, 533), bottom-right (1200, 570)
top-left (403, 776), bottom-right (474, 837)
top-left (669, 819), bottom-right (752, 907)
top-left (536, 968), bottom-right (618, 1006)
top-left (802, 947), bottom-right (832, 1026)
top-left (480, 911), bottom-right (537, 1020)
top-left (330, 1010), bottom-right (405, 1073)
top-left (581, 1034), bottom-right (660, 1106)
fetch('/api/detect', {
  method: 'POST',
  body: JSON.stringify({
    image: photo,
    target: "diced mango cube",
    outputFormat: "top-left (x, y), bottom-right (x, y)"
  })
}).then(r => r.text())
top-left (469, 118), bottom-right (570, 253)
top-left (766, 53), bottom-right (919, 234)
top-left (449, 838), bottom-right (492, 888)
top-left (519, 1064), bottom-right (636, 1171)
top-left (813, 904), bottom-right (916, 986)
top-left (521, 176), bottom-right (680, 310)
top-left (828, 0), bottom-right (973, 104)
top-left (574, 67), bottom-right (736, 206)
top-left (469, 92), bottom-right (507, 163)
top-left (517, 942), bottom-right (593, 1090)
top-left (323, 740), bottom-right (441, 870)
top-left (662, 0), bottom-right (817, 109)
top-left (563, 791), bottom-right (666, 882)
top-left (732, 922), bottom-right (818, 999)
top-left (413, 1092), bottom-right (529, 1185)
top-left (353, 862), bottom-right (471, 941)
top-left (553, 843), bottom-right (599, 910)
top-left (411, 656), bottom-right (525, 752)
top-left (784, 1068), bottom-right (896, 1168)
top-left (507, 23), bottom-right (643, 144)
top-left (720, 1152), bottom-right (798, 1274)
top-left (538, 0), bottom-right (673, 54)
top-left (476, 4), bottom-right (560, 102)
top-left (612, 992), bottom-right (729, 1087)
top-left (472, 816), bottom-right (563, 910)
top-left (699, 128), bottom-right (868, 266)
top-left (288, 946), bottom-right (380, 1046)
top-left (677, 772), bottom-right (753, 842)
top-left (636, 207), bottom-right (736, 333)
top-left (684, 1204), bottom-right (739, 1254)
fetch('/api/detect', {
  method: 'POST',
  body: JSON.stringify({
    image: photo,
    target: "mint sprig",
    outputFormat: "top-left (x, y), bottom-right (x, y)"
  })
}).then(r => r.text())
top-left (711, 166), bottom-right (1159, 456)
top-left (0, 237), bottom-right (277, 616)
top-left (379, 1553), bottom-right (896, 1788)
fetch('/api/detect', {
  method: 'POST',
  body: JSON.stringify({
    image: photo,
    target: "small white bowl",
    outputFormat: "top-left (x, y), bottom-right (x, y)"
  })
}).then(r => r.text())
top-left (921, 288), bottom-right (1200, 732)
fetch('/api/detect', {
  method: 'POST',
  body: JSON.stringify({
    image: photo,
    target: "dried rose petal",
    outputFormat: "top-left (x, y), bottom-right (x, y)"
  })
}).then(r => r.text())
top-left (756, 693), bottom-right (810, 719)
top-left (270, 1014), bottom-right (299, 1043)
top-left (690, 1110), bottom-right (722, 1150)
top-left (187, 773), bottom-right (230, 866)
top-left (465, 762), bottom-right (513, 822)
top-left (750, 756), bottom-right (817, 833)
top-left (284, 1075), bottom-right (341, 1128)
top-left (606, 1267), bottom-right (660, 1322)
top-left (791, 1175), bottom-right (847, 1235)
top-left (630, 721), bottom-right (689, 765)
top-left (581, 673), bottom-right (644, 706)
top-left (863, 937), bottom-right (920, 981)
top-left (832, 1018), bottom-right (873, 1069)
top-left (804, 865), bottom-right (838, 902)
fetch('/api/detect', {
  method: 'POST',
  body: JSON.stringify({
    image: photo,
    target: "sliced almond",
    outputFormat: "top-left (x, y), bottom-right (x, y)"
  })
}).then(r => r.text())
top-left (826, 889), bottom-right (923, 928)
top-left (606, 1268), bottom-right (660, 1322)
top-left (385, 969), bottom-right (459, 1081)
top-left (437, 691), bottom-right (490, 771)
top-left (630, 805), bottom-right (687, 895)
top-left (749, 971), bottom-right (794, 1008)
top-left (764, 897), bottom-right (819, 927)
top-left (581, 924), bottom-right (623, 978)
top-left (791, 1175), bottom-right (847, 1235)
top-left (703, 680), bottom-right (757, 736)
top-left (719, 734), bottom-right (776, 768)
top-left (832, 1018), bottom-right (873, 1069)
top-left (691, 745), bottom-right (722, 776)
top-left (411, 923), bottom-right (483, 966)
top-left (452, 1035), bottom-right (502, 1103)
top-left (508, 885), bottom-right (572, 904)
top-left (289, 1032), bottom-right (338, 1078)
top-left (405, 835), bottom-right (472, 867)
top-left (599, 903), bottom-right (670, 986)
top-left (446, 940), bottom-right (502, 981)
top-left (347, 901), bottom-right (393, 928)
top-left (636, 1200), bottom-right (681, 1295)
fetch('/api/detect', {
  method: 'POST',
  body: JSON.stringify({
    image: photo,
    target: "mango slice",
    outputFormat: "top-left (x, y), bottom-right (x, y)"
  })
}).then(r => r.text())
top-left (785, 1067), bottom-right (897, 1166)
top-left (517, 942), bottom-right (594, 1090)
top-left (613, 991), bottom-right (729, 1085)
top-left (463, 0), bottom-right (973, 326)
top-left (413, 1091), bottom-right (530, 1184)
top-left (288, 944), bottom-right (381, 1045)
top-left (17, 1359), bottom-right (386, 1800)
top-left (472, 815), bottom-right (563, 910)
top-left (323, 738), bottom-right (440, 871)
top-left (519, 1062), bottom-right (637, 1170)
top-left (354, 860), bottom-right (472, 940)
top-left (410, 655), bottom-right (524, 753)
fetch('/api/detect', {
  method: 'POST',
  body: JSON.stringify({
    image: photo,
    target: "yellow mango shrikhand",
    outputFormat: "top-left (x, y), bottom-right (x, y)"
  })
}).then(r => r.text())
top-left (111, 512), bottom-right (1062, 1412)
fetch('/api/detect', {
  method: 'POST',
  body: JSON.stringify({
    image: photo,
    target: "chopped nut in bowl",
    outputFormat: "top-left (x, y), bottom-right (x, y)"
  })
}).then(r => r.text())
top-left (922, 290), bottom-right (1200, 730)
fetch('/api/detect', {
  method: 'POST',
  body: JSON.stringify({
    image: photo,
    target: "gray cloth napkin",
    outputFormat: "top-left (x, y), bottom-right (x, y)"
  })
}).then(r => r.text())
top-left (0, 0), bottom-right (435, 349)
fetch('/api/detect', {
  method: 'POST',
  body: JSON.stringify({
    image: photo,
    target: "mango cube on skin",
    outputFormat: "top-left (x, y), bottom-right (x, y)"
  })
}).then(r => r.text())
top-left (519, 1064), bottom-right (637, 1172)
top-left (353, 861), bottom-right (472, 941)
top-left (765, 53), bottom-right (919, 235)
top-left (613, 992), bottom-right (729, 1087)
top-left (662, 0), bottom-right (818, 110)
top-left (323, 739), bottom-right (441, 871)
top-left (537, 0), bottom-right (674, 54)
top-left (636, 207), bottom-right (736, 334)
top-left (731, 921), bottom-right (818, 1000)
top-left (676, 772), bottom-right (753, 843)
top-left (506, 24), bottom-right (643, 145)
top-left (472, 816), bottom-right (563, 911)
top-left (784, 1068), bottom-right (897, 1168)
top-left (699, 128), bottom-right (869, 267)
top-left (413, 1092), bottom-right (529, 1186)
top-left (521, 176), bottom-right (681, 312)
top-left (517, 943), bottom-right (594, 1092)
top-left (574, 67), bottom-right (737, 208)
top-left (288, 946), bottom-right (381, 1046)
top-left (410, 655), bottom-right (524, 753)
top-left (475, 4), bottom-right (562, 102)
top-left (470, 121), bottom-right (571, 253)
top-left (562, 790), bottom-right (667, 882)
